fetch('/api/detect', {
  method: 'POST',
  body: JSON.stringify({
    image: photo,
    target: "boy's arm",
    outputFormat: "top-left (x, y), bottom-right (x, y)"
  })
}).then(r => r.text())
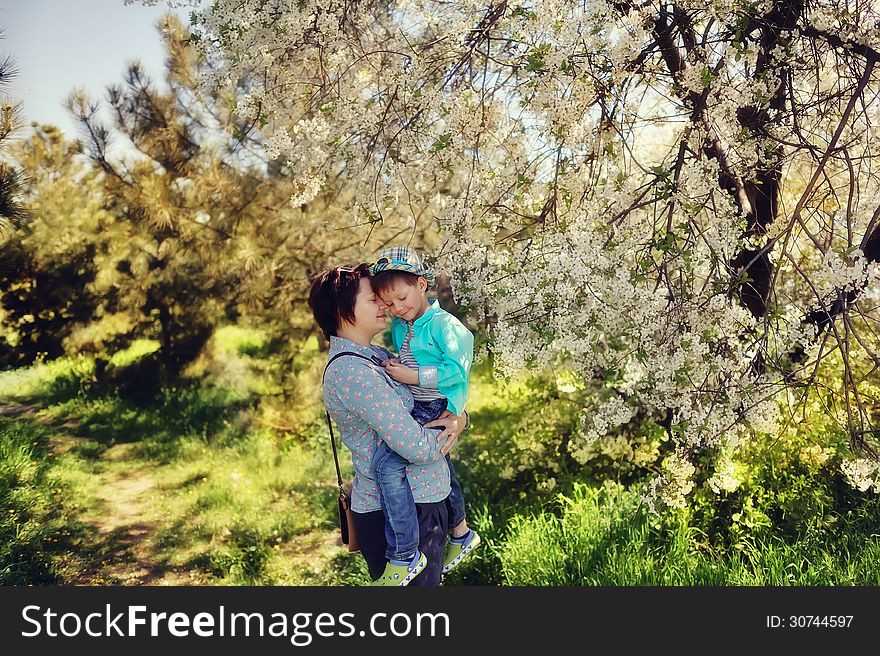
top-left (390, 317), bottom-right (404, 354)
top-left (328, 361), bottom-right (444, 465)
top-left (418, 316), bottom-right (474, 390)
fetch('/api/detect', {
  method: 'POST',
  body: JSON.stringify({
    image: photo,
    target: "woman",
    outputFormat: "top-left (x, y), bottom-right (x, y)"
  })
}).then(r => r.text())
top-left (308, 264), bottom-right (468, 586)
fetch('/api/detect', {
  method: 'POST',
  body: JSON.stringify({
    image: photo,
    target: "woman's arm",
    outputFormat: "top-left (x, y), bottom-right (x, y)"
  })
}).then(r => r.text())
top-left (328, 361), bottom-right (449, 465)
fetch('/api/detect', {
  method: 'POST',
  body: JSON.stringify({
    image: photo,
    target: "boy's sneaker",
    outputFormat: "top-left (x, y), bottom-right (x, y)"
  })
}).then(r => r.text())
top-left (371, 551), bottom-right (427, 586)
top-left (442, 530), bottom-right (481, 574)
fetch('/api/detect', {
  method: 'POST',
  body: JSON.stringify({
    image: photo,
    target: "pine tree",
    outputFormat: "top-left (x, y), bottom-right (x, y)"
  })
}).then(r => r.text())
top-left (0, 126), bottom-right (102, 366)
top-left (0, 28), bottom-right (27, 245)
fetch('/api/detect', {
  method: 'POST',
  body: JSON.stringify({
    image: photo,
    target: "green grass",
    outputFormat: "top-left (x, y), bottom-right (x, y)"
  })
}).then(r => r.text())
top-left (0, 327), bottom-right (365, 585)
top-left (0, 354), bottom-right (96, 403)
top-left (0, 417), bottom-right (76, 584)
top-left (146, 429), bottom-right (355, 584)
top-left (2, 325), bottom-right (880, 586)
top-left (108, 339), bottom-right (160, 368)
top-left (458, 482), bottom-right (880, 586)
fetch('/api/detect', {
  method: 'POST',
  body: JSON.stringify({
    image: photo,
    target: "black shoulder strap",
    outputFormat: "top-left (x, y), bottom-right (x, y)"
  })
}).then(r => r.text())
top-left (322, 351), bottom-right (382, 496)
top-left (321, 351), bottom-right (380, 385)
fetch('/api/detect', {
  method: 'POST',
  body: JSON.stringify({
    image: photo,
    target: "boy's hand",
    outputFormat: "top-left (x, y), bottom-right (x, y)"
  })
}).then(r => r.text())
top-left (384, 360), bottom-right (420, 385)
top-left (380, 358), bottom-right (400, 367)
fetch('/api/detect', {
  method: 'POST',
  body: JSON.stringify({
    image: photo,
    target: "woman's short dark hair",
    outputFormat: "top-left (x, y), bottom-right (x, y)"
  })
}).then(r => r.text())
top-left (308, 263), bottom-right (371, 340)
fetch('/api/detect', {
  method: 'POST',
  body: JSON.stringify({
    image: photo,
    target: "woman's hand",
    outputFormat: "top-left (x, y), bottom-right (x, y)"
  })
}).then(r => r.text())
top-left (424, 410), bottom-right (468, 456)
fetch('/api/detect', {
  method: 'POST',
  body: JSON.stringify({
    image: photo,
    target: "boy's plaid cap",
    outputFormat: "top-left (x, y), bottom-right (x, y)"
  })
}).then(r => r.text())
top-left (368, 246), bottom-right (436, 284)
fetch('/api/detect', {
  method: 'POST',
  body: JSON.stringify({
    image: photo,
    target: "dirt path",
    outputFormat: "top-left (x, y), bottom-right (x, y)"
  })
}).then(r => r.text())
top-left (66, 442), bottom-right (208, 586)
top-left (2, 404), bottom-right (206, 585)
top-left (3, 401), bottom-right (354, 585)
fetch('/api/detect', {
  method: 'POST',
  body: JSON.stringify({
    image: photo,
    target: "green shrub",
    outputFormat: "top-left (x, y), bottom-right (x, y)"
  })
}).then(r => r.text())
top-left (207, 523), bottom-right (272, 582)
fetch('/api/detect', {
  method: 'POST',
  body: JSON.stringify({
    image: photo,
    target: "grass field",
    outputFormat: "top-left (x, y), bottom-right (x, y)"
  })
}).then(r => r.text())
top-left (2, 327), bottom-right (879, 585)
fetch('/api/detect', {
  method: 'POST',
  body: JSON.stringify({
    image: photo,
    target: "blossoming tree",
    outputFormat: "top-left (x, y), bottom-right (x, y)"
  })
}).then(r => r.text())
top-left (169, 0), bottom-right (880, 508)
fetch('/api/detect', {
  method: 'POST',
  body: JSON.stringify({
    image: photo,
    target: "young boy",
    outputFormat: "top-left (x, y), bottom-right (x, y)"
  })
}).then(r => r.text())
top-left (367, 246), bottom-right (480, 585)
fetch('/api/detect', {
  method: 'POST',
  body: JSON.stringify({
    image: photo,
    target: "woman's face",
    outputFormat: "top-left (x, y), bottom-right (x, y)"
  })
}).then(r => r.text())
top-left (350, 277), bottom-right (389, 336)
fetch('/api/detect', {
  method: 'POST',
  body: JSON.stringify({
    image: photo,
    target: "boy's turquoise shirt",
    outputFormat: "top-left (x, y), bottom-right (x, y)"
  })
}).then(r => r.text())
top-left (390, 300), bottom-right (474, 415)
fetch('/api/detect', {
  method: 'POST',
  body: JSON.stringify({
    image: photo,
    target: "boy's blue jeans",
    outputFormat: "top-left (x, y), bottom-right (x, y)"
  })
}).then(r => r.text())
top-left (372, 397), bottom-right (467, 562)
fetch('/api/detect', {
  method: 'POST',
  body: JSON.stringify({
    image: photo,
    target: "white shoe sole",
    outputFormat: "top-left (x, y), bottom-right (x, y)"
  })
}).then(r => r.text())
top-left (442, 532), bottom-right (481, 574)
top-left (399, 554), bottom-right (427, 586)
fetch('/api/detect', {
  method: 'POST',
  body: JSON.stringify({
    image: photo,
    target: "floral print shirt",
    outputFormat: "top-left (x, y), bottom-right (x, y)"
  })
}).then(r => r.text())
top-left (322, 335), bottom-right (451, 513)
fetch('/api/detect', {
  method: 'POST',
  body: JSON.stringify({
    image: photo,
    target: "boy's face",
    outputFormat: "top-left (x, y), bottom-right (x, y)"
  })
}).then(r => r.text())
top-left (377, 277), bottom-right (428, 322)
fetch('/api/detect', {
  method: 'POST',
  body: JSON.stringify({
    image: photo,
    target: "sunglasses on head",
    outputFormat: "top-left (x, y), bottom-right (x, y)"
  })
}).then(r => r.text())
top-left (326, 265), bottom-right (361, 282)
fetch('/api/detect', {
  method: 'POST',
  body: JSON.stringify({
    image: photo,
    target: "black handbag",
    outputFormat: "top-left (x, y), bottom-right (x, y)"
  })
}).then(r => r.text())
top-left (334, 472), bottom-right (357, 552)
top-left (327, 411), bottom-right (358, 553)
top-left (323, 351), bottom-right (382, 553)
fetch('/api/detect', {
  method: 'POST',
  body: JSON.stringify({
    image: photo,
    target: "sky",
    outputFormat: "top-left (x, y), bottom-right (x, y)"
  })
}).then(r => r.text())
top-left (1, 0), bottom-right (184, 150)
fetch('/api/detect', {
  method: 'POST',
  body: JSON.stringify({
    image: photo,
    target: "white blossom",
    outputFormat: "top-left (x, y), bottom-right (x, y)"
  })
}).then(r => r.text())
top-left (172, 0), bottom-right (880, 508)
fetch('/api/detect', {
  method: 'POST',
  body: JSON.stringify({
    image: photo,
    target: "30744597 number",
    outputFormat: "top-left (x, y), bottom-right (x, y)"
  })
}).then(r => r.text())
top-left (766, 615), bottom-right (853, 628)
